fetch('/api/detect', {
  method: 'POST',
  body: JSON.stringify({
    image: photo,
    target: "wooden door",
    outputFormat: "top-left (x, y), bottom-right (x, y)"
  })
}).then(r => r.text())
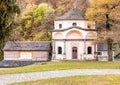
top-left (72, 47), bottom-right (77, 59)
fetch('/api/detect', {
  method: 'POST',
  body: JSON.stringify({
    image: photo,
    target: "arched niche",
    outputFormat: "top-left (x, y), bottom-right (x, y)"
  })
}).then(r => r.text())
top-left (86, 32), bottom-right (96, 39)
top-left (66, 30), bottom-right (82, 39)
top-left (53, 32), bottom-right (63, 39)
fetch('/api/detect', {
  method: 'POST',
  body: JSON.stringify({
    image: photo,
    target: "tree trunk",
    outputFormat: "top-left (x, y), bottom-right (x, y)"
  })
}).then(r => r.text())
top-left (105, 13), bottom-right (113, 61)
top-left (107, 38), bottom-right (113, 61)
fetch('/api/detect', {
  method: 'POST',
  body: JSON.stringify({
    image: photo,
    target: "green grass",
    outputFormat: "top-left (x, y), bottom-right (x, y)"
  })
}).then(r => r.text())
top-left (0, 61), bottom-right (120, 75)
top-left (10, 75), bottom-right (120, 85)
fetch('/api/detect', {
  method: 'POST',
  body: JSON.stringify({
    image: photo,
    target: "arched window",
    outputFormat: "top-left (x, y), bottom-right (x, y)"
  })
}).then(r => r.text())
top-left (72, 22), bottom-right (77, 26)
top-left (88, 47), bottom-right (92, 54)
top-left (59, 24), bottom-right (62, 29)
top-left (58, 47), bottom-right (62, 54)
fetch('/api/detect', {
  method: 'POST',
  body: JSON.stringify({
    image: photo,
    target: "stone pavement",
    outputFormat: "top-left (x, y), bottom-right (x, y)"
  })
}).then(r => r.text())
top-left (0, 69), bottom-right (120, 85)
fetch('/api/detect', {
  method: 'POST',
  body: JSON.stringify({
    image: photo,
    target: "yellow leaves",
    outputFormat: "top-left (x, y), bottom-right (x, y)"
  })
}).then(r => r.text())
top-left (110, 6), bottom-right (120, 20)
top-left (86, 0), bottom-right (120, 43)
top-left (86, 7), bottom-right (106, 22)
top-left (85, 8), bottom-right (94, 20)
top-left (33, 3), bottom-right (54, 24)
top-left (33, 30), bottom-right (51, 41)
top-left (86, 0), bottom-right (120, 23)
top-left (55, 5), bottom-right (64, 11)
top-left (25, 20), bottom-right (32, 29)
top-left (89, 0), bottom-right (120, 10)
top-left (21, 4), bottom-right (37, 19)
top-left (87, 21), bottom-right (94, 29)
top-left (89, 0), bottom-right (114, 7)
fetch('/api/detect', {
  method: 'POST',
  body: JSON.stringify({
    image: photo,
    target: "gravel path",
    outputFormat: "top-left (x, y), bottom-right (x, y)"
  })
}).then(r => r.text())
top-left (1, 69), bottom-right (120, 85)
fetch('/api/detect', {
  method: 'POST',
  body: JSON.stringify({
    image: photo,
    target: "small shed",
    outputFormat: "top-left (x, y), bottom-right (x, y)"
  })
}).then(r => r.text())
top-left (3, 41), bottom-right (51, 61)
top-left (97, 42), bottom-right (114, 61)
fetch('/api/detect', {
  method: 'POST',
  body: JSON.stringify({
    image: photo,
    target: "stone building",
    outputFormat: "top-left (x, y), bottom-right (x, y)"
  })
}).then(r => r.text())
top-left (2, 8), bottom-right (115, 62)
top-left (3, 41), bottom-right (51, 61)
top-left (97, 42), bottom-right (115, 61)
top-left (52, 8), bottom-right (97, 60)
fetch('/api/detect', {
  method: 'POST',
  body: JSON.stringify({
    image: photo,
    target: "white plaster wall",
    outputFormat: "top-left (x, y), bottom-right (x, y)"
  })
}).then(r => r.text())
top-left (52, 28), bottom-right (97, 60)
top-left (86, 32), bottom-right (97, 39)
top-left (97, 51), bottom-right (114, 61)
top-left (54, 20), bottom-right (95, 30)
top-left (34, 51), bottom-right (49, 61)
top-left (4, 51), bottom-right (49, 61)
top-left (102, 51), bottom-right (108, 56)
top-left (53, 32), bottom-right (64, 39)
top-left (4, 51), bottom-right (19, 60)
top-left (52, 20), bottom-right (97, 60)
top-left (54, 40), bottom-right (96, 60)
top-left (66, 31), bottom-right (82, 39)
top-left (97, 51), bottom-right (108, 61)
top-left (65, 41), bottom-right (84, 60)
top-left (84, 41), bottom-right (96, 60)
top-left (52, 28), bottom-right (88, 39)
top-left (54, 41), bottom-right (64, 60)
top-left (66, 29), bottom-right (83, 38)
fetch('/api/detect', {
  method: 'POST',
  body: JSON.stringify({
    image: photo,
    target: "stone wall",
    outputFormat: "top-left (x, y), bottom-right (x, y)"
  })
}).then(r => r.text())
top-left (4, 51), bottom-right (49, 61)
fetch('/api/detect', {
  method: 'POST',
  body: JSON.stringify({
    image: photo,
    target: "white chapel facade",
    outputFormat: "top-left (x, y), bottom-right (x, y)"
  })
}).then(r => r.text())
top-left (52, 8), bottom-right (97, 60)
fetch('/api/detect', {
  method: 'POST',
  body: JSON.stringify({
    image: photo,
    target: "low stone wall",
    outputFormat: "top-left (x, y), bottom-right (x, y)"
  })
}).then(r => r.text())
top-left (0, 60), bottom-right (36, 67)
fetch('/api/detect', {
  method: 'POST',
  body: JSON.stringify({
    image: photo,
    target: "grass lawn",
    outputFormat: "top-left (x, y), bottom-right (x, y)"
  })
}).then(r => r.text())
top-left (10, 75), bottom-right (120, 85)
top-left (0, 61), bottom-right (120, 75)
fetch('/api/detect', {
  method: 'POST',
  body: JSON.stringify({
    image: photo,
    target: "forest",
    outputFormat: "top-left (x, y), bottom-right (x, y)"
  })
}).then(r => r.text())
top-left (0, 0), bottom-right (120, 60)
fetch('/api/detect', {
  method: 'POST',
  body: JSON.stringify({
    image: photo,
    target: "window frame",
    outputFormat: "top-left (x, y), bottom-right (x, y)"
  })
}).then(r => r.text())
top-left (97, 52), bottom-right (102, 55)
top-left (59, 24), bottom-right (62, 29)
top-left (58, 47), bottom-right (62, 54)
top-left (72, 22), bottom-right (77, 26)
top-left (87, 46), bottom-right (92, 54)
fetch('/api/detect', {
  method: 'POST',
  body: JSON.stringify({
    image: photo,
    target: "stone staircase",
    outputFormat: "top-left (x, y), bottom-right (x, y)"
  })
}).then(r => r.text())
top-left (0, 60), bottom-right (36, 68)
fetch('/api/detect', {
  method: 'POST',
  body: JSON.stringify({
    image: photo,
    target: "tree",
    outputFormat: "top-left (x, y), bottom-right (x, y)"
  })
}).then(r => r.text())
top-left (16, 0), bottom-right (26, 9)
top-left (86, 0), bottom-right (120, 61)
top-left (0, 0), bottom-right (20, 55)
top-left (13, 4), bottom-right (37, 41)
top-left (33, 3), bottom-right (53, 24)
top-left (11, 3), bottom-right (54, 41)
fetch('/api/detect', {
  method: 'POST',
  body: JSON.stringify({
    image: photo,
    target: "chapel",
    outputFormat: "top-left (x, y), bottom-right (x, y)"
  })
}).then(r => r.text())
top-left (2, 8), bottom-right (114, 62)
top-left (52, 8), bottom-right (97, 60)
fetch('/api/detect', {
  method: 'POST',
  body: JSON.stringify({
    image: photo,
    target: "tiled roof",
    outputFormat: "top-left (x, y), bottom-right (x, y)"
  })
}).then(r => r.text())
top-left (56, 8), bottom-right (84, 20)
top-left (97, 42), bottom-right (108, 51)
top-left (3, 41), bottom-right (51, 51)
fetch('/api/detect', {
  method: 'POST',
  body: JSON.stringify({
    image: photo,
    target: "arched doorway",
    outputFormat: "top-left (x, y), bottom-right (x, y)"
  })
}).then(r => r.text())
top-left (72, 47), bottom-right (78, 59)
